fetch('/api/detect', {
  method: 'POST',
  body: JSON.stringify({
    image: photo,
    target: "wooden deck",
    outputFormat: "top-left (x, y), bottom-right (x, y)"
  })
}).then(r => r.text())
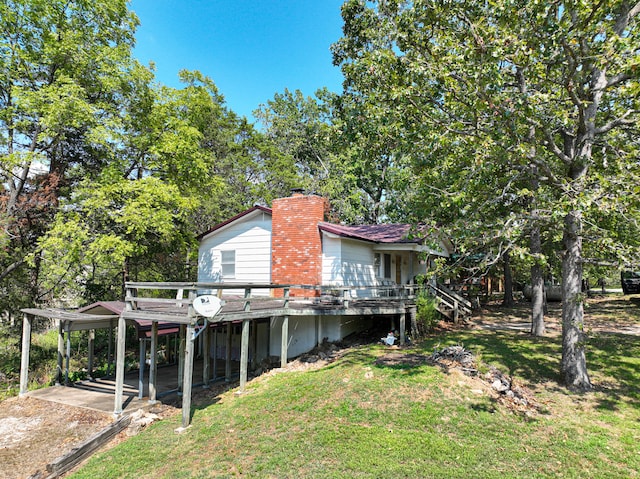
top-left (21, 282), bottom-right (420, 428)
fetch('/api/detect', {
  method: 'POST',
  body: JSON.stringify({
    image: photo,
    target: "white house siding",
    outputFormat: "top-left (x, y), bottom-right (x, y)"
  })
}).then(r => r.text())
top-left (341, 239), bottom-right (378, 287)
top-left (321, 235), bottom-right (342, 285)
top-left (198, 212), bottom-right (272, 295)
top-left (321, 235), bottom-right (377, 289)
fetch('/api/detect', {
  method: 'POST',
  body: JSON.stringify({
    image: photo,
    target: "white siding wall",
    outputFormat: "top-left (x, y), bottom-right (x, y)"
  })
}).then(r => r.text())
top-left (321, 235), bottom-right (342, 285)
top-left (340, 239), bottom-right (377, 286)
top-left (322, 234), bottom-right (378, 287)
top-left (198, 212), bottom-right (272, 294)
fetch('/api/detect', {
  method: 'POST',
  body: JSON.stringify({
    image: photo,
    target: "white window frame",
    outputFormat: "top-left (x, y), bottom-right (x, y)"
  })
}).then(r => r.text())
top-left (221, 250), bottom-right (236, 278)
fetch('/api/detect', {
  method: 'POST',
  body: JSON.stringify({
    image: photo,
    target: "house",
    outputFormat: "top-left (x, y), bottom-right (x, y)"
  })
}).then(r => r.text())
top-left (198, 191), bottom-right (451, 292)
top-left (18, 193), bottom-right (453, 428)
top-left (197, 191), bottom-right (452, 357)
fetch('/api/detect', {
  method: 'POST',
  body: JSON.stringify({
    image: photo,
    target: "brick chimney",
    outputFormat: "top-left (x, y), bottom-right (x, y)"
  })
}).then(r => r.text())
top-left (271, 192), bottom-right (328, 296)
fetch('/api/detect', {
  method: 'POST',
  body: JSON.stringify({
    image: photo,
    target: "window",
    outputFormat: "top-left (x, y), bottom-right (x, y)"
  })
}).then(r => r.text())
top-left (221, 250), bottom-right (235, 278)
top-left (383, 254), bottom-right (391, 279)
top-left (375, 253), bottom-right (392, 279)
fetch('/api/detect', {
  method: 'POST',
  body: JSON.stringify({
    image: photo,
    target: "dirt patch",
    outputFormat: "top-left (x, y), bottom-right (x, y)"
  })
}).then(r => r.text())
top-left (0, 396), bottom-right (113, 479)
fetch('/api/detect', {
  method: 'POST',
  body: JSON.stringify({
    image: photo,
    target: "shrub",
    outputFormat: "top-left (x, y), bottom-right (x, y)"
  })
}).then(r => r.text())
top-left (415, 291), bottom-right (440, 335)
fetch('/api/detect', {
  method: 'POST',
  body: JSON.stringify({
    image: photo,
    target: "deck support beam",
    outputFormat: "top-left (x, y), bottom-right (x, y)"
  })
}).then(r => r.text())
top-left (239, 319), bottom-right (250, 392)
top-left (202, 321), bottom-right (210, 388)
top-left (281, 315), bottom-right (289, 368)
top-left (19, 314), bottom-right (32, 395)
top-left (212, 327), bottom-right (218, 381)
top-left (138, 338), bottom-right (146, 399)
top-left (56, 321), bottom-right (64, 385)
top-left (225, 322), bottom-right (232, 381)
top-left (114, 314), bottom-right (127, 416)
top-left (149, 322), bottom-right (158, 403)
top-left (178, 324), bottom-right (185, 394)
top-left (64, 321), bottom-right (71, 385)
top-left (87, 329), bottom-right (95, 380)
top-left (181, 322), bottom-right (195, 428)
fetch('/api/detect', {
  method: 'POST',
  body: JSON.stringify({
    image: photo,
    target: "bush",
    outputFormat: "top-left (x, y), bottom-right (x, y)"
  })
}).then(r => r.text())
top-left (415, 291), bottom-right (440, 335)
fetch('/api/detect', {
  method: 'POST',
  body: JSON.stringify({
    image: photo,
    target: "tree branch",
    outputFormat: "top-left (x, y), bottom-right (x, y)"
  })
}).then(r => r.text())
top-left (594, 110), bottom-right (636, 135)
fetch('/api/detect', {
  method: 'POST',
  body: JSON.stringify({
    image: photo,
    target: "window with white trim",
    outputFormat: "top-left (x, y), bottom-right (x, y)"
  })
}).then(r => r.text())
top-left (221, 250), bottom-right (235, 278)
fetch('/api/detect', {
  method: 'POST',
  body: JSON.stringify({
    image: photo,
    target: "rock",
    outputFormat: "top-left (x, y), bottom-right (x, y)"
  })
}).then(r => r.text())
top-left (492, 379), bottom-right (510, 392)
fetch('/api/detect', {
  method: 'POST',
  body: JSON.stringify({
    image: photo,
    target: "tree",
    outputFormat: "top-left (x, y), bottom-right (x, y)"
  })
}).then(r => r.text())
top-left (0, 0), bottom-right (142, 310)
top-left (333, 0), bottom-right (640, 390)
top-left (255, 88), bottom-right (363, 222)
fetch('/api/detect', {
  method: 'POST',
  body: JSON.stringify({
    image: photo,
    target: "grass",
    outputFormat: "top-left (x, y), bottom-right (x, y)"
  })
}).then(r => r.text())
top-left (69, 297), bottom-right (640, 479)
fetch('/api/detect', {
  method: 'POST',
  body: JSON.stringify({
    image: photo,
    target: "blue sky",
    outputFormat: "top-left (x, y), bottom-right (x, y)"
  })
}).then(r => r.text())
top-left (130, 1), bottom-right (346, 121)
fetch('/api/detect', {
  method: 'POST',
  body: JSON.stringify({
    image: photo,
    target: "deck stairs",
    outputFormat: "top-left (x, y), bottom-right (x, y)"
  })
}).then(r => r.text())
top-left (427, 282), bottom-right (473, 323)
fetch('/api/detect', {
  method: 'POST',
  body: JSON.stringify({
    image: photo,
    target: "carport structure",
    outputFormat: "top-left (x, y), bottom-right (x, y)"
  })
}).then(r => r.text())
top-left (19, 282), bottom-right (301, 428)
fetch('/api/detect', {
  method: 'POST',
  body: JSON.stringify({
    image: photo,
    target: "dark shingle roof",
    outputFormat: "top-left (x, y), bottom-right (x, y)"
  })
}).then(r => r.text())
top-left (318, 222), bottom-right (418, 244)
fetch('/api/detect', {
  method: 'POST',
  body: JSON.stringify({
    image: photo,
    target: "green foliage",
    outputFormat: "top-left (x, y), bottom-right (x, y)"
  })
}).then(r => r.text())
top-left (415, 290), bottom-right (440, 334)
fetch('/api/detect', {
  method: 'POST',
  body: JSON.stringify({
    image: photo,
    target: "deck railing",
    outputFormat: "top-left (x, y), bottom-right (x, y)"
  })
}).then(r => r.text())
top-left (123, 282), bottom-right (419, 322)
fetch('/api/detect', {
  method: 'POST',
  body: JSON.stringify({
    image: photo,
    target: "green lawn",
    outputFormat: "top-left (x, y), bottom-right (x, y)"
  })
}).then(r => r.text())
top-left (71, 299), bottom-right (640, 479)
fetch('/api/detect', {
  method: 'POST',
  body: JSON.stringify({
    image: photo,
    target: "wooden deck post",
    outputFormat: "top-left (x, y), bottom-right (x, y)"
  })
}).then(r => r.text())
top-left (64, 321), bottom-right (71, 385)
top-left (113, 314), bottom-right (127, 416)
top-left (107, 319), bottom-right (114, 376)
top-left (239, 319), bottom-right (250, 392)
top-left (87, 329), bottom-right (95, 380)
top-left (250, 321), bottom-right (258, 370)
top-left (281, 315), bottom-right (289, 368)
top-left (138, 338), bottom-right (146, 399)
top-left (149, 321), bottom-right (158, 403)
top-left (399, 312), bottom-right (406, 345)
top-left (178, 324), bottom-right (186, 394)
top-left (225, 322), bottom-right (232, 382)
top-left (56, 320), bottom-right (64, 385)
top-left (181, 322), bottom-right (195, 428)
top-left (202, 321), bottom-right (210, 388)
top-left (212, 327), bottom-right (218, 381)
top-left (19, 313), bottom-right (32, 395)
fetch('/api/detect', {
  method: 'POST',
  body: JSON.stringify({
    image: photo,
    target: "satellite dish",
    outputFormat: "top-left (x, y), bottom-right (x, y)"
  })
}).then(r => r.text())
top-left (193, 295), bottom-right (222, 318)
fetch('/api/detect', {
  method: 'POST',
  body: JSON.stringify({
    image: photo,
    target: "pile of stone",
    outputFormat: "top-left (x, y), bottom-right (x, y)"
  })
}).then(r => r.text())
top-left (484, 367), bottom-right (537, 411)
top-left (429, 345), bottom-right (539, 414)
top-left (428, 345), bottom-right (478, 376)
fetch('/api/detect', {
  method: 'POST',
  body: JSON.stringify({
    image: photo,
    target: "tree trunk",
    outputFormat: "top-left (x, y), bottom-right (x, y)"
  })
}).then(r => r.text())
top-left (530, 223), bottom-right (545, 336)
top-left (502, 250), bottom-right (515, 307)
top-left (561, 210), bottom-right (591, 390)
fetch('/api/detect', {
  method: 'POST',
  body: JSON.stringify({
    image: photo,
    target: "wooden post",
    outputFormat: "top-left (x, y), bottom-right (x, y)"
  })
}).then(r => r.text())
top-left (399, 312), bottom-right (406, 345)
top-left (202, 321), bottom-right (210, 388)
top-left (225, 322), bottom-right (232, 382)
top-left (138, 338), bottom-right (146, 399)
top-left (178, 324), bottom-right (186, 394)
top-left (113, 314), bottom-right (127, 416)
top-left (281, 315), bottom-right (289, 368)
top-left (56, 320), bottom-right (64, 385)
top-left (251, 321), bottom-right (258, 370)
top-left (212, 327), bottom-right (218, 381)
top-left (181, 322), bottom-right (195, 428)
top-left (19, 314), bottom-right (32, 395)
top-left (107, 319), bottom-right (114, 376)
top-left (149, 322), bottom-right (158, 403)
top-left (64, 321), bottom-right (71, 385)
top-left (453, 300), bottom-right (459, 324)
top-left (239, 319), bottom-right (250, 392)
top-left (87, 329), bottom-right (95, 380)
